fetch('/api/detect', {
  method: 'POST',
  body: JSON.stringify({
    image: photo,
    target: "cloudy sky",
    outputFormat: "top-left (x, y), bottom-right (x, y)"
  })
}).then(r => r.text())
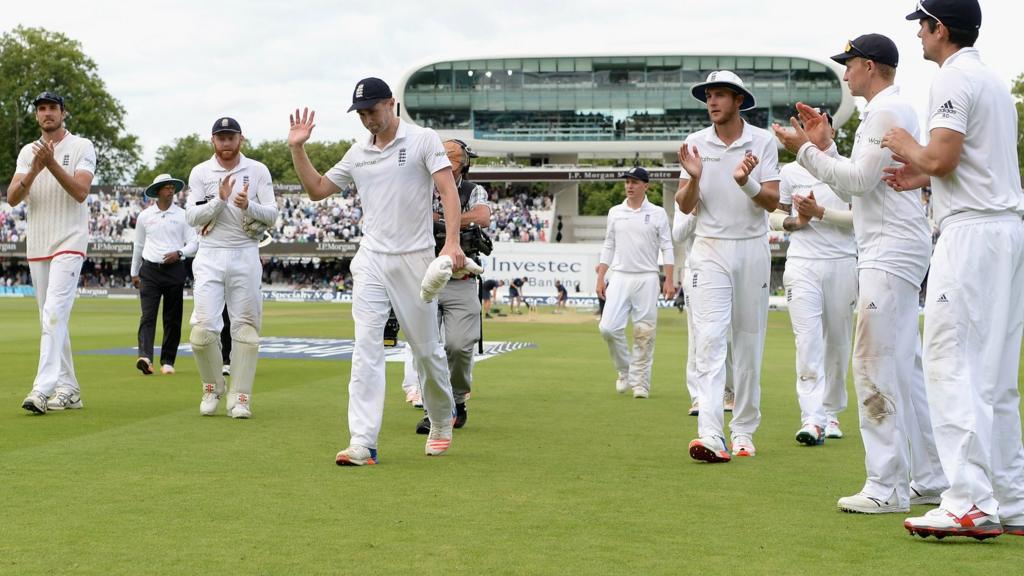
top-left (3, 0), bottom-right (1020, 163)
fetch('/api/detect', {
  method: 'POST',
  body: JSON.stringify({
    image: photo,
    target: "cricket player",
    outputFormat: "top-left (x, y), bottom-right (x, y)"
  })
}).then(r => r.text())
top-left (288, 77), bottom-right (466, 465)
top-left (773, 34), bottom-right (946, 513)
top-left (9, 92), bottom-right (95, 414)
top-left (676, 71), bottom-right (780, 462)
top-left (672, 209), bottom-right (735, 416)
top-left (770, 122), bottom-right (858, 446)
top-left (883, 0), bottom-right (1024, 539)
top-left (131, 173), bottom-right (198, 376)
top-left (596, 167), bottom-right (675, 399)
top-left (186, 117), bottom-right (278, 419)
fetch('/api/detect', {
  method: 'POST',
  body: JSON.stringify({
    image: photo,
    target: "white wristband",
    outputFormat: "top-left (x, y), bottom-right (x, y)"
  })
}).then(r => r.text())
top-left (740, 179), bottom-right (761, 198)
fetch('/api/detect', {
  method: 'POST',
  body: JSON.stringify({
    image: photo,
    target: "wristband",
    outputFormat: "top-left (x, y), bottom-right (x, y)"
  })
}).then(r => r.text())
top-left (739, 179), bottom-right (761, 198)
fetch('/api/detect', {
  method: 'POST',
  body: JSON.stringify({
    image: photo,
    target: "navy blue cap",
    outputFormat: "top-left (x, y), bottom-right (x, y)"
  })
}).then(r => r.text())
top-left (348, 77), bottom-right (393, 112)
top-left (33, 91), bottom-right (65, 109)
top-left (624, 167), bottom-right (649, 183)
top-left (906, 0), bottom-right (981, 30)
top-left (212, 117), bottom-right (242, 135)
top-left (831, 34), bottom-right (899, 68)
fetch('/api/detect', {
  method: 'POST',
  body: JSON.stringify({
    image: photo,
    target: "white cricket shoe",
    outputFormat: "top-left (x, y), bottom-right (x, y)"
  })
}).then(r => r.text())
top-left (632, 386), bottom-right (649, 399)
top-left (47, 390), bottom-right (83, 411)
top-left (825, 418), bottom-right (843, 439)
top-left (795, 424), bottom-right (824, 446)
top-left (22, 390), bottom-right (48, 414)
top-left (905, 506), bottom-right (1002, 540)
top-left (406, 390), bottom-right (423, 408)
top-left (335, 445), bottom-right (378, 466)
top-left (910, 487), bottom-right (942, 506)
top-left (688, 401), bottom-right (699, 416)
top-left (227, 393), bottom-right (252, 419)
top-left (136, 357), bottom-right (153, 375)
top-left (161, 364), bottom-right (175, 375)
top-left (222, 364), bottom-right (231, 376)
top-left (200, 383), bottom-right (222, 416)
top-left (425, 419), bottom-right (454, 456)
top-left (688, 435), bottom-right (731, 463)
top-left (731, 434), bottom-right (756, 457)
top-left (615, 371), bottom-right (630, 394)
top-left (837, 491), bottom-right (908, 514)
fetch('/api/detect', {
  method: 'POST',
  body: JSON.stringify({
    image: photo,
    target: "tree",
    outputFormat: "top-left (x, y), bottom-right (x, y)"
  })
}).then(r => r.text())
top-left (579, 181), bottom-right (664, 216)
top-left (834, 113), bottom-right (861, 158)
top-left (1012, 73), bottom-right (1024, 185)
top-left (134, 136), bottom-right (354, 185)
top-left (0, 26), bottom-right (140, 183)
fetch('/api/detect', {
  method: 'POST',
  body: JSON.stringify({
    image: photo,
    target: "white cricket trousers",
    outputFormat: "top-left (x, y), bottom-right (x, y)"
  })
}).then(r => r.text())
top-left (783, 257), bottom-right (856, 429)
top-left (190, 247), bottom-right (263, 335)
top-left (690, 237), bottom-right (769, 440)
top-left (29, 253), bottom-right (84, 397)
top-left (599, 271), bottom-right (660, 393)
top-left (923, 214), bottom-right (1024, 519)
top-left (349, 247), bottom-right (454, 449)
top-left (853, 268), bottom-right (946, 507)
top-left (684, 263), bottom-right (733, 404)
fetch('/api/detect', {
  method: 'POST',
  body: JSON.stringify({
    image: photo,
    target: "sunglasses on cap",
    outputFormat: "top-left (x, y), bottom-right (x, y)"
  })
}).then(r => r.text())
top-left (914, 1), bottom-right (943, 26)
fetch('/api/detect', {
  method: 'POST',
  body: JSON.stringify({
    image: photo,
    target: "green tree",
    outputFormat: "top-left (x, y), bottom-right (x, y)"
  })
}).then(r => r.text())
top-left (579, 181), bottom-right (663, 215)
top-left (834, 113), bottom-right (861, 158)
top-left (1012, 73), bottom-right (1024, 185)
top-left (0, 26), bottom-right (140, 183)
top-left (135, 137), bottom-right (354, 185)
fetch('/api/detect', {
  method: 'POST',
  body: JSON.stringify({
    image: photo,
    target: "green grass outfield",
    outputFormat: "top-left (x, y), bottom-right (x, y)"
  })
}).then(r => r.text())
top-left (0, 298), bottom-right (1021, 575)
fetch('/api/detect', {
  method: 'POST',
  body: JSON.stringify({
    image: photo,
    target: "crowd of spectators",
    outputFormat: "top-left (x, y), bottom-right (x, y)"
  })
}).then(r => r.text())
top-left (487, 184), bottom-right (552, 242)
top-left (271, 192), bottom-right (362, 243)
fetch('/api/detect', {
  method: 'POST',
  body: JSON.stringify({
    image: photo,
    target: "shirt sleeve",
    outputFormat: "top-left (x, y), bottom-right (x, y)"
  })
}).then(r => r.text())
top-left (757, 135), bottom-right (781, 183)
top-left (422, 130), bottom-right (451, 175)
top-left (928, 67), bottom-right (971, 135)
top-left (325, 148), bottom-right (355, 190)
top-left (75, 139), bottom-right (98, 174)
top-left (671, 211), bottom-right (697, 244)
top-left (657, 213), bottom-right (675, 266)
top-left (14, 145), bottom-right (32, 175)
top-left (778, 165), bottom-right (794, 205)
top-left (466, 184), bottom-right (491, 212)
top-left (130, 212), bottom-right (146, 276)
top-left (599, 210), bottom-right (616, 266)
top-left (796, 108), bottom-right (899, 200)
top-left (245, 165), bottom-right (279, 226)
top-left (185, 166), bottom-right (224, 228)
top-left (180, 215), bottom-right (199, 257)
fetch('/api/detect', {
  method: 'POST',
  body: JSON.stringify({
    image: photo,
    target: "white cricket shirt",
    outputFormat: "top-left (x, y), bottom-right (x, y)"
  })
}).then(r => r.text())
top-left (927, 48), bottom-right (1023, 229)
top-left (779, 162), bottom-right (857, 260)
top-left (672, 211), bottom-right (698, 259)
top-left (797, 85), bottom-right (931, 286)
top-left (15, 132), bottom-right (96, 260)
top-left (600, 198), bottom-right (674, 273)
top-left (326, 120), bottom-right (450, 254)
top-left (130, 204), bottom-right (199, 276)
top-left (681, 121), bottom-right (781, 240)
top-left (185, 154), bottom-right (278, 249)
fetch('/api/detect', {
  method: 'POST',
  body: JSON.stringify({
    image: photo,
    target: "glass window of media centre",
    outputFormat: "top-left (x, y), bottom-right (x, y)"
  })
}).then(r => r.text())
top-left (404, 56), bottom-right (842, 142)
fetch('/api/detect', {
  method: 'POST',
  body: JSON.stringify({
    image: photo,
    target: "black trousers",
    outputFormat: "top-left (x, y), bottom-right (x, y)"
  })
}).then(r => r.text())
top-left (137, 260), bottom-right (186, 365)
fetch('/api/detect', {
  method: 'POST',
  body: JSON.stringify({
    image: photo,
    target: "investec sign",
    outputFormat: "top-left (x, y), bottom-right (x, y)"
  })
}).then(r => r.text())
top-left (481, 242), bottom-right (602, 295)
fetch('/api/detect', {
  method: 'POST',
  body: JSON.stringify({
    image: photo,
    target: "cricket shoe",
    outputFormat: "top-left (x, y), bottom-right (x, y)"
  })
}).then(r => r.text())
top-left (795, 425), bottom-right (825, 446)
top-left (21, 390), bottom-right (49, 414)
top-left (1002, 515), bottom-right (1024, 536)
top-left (837, 491), bottom-right (908, 514)
top-left (633, 386), bottom-right (649, 399)
top-left (405, 389), bottom-right (421, 405)
top-left (688, 401), bottom-right (699, 416)
top-left (723, 388), bottom-right (735, 412)
top-left (227, 393), bottom-right (252, 419)
top-left (199, 383), bottom-right (223, 416)
top-left (335, 445), bottom-right (378, 466)
top-left (222, 364), bottom-right (231, 376)
top-left (905, 506), bottom-right (1003, 540)
top-left (688, 435), bottom-right (731, 463)
top-left (137, 357), bottom-right (153, 375)
top-left (910, 487), bottom-right (942, 506)
top-left (161, 364), bottom-right (175, 375)
top-left (615, 371), bottom-right (631, 394)
top-left (454, 402), bottom-right (468, 428)
top-left (47, 390), bottom-right (83, 411)
top-left (825, 418), bottom-right (843, 439)
top-left (425, 419), bottom-right (455, 456)
top-left (731, 434), bottom-right (756, 457)
top-left (415, 414), bottom-right (430, 435)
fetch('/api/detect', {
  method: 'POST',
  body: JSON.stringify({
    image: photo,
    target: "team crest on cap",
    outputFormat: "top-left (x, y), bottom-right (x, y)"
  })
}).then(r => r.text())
top-left (708, 72), bottom-right (718, 81)
top-left (355, 84), bottom-right (365, 98)
top-left (221, 118), bottom-right (229, 127)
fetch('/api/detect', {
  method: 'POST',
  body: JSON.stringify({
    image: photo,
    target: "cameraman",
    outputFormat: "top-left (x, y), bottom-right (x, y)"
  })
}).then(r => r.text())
top-left (413, 139), bottom-right (491, 432)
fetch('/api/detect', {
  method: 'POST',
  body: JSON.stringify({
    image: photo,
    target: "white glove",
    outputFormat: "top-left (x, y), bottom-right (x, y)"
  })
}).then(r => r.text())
top-left (420, 256), bottom-right (484, 301)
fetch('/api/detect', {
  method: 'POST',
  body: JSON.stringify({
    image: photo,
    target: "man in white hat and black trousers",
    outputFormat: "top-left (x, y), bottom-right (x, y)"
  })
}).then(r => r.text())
top-left (288, 78), bottom-right (466, 465)
top-left (675, 71), bottom-right (780, 462)
top-left (131, 174), bottom-right (198, 375)
top-left (186, 117), bottom-right (278, 419)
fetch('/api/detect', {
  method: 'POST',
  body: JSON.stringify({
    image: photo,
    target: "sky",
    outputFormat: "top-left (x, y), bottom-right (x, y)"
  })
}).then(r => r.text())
top-left (3, 0), bottom-right (1021, 165)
